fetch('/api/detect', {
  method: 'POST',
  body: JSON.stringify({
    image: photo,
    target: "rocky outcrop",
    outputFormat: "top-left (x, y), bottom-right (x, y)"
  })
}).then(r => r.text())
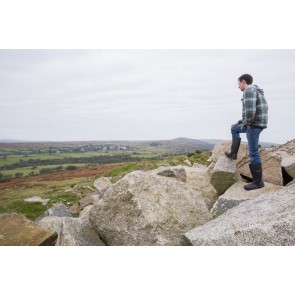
top-left (184, 182), bottom-right (295, 246)
top-left (286, 179), bottom-right (295, 187)
top-left (237, 149), bottom-right (283, 186)
top-left (94, 177), bottom-right (112, 198)
top-left (209, 156), bottom-right (241, 195)
top-left (38, 206), bottom-right (105, 246)
top-left (0, 213), bottom-right (57, 246)
top-left (280, 152), bottom-right (295, 179)
top-left (184, 166), bottom-right (218, 209)
top-left (35, 203), bottom-right (72, 222)
top-left (210, 181), bottom-right (282, 218)
top-left (209, 141), bottom-right (285, 186)
top-left (149, 165), bottom-right (218, 209)
top-left (274, 139), bottom-right (295, 155)
top-left (207, 141), bottom-right (248, 166)
top-left (147, 163), bottom-right (218, 210)
top-left (89, 171), bottom-right (212, 246)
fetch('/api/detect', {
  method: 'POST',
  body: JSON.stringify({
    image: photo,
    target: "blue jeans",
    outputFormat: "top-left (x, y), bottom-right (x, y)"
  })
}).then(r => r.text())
top-left (231, 124), bottom-right (263, 165)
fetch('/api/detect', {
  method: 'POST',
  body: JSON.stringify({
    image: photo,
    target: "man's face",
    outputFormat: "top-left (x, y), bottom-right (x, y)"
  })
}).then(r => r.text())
top-left (238, 79), bottom-right (247, 91)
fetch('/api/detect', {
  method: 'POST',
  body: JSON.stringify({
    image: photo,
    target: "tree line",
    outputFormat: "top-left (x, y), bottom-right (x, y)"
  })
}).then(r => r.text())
top-left (0, 154), bottom-right (142, 171)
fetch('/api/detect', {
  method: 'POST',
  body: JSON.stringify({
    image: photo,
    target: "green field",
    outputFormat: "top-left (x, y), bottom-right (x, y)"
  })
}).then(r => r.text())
top-left (0, 150), bottom-right (211, 220)
top-left (0, 139), bottom-right (213, 181)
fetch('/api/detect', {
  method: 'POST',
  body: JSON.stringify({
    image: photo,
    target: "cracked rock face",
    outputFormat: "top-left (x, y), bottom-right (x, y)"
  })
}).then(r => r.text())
top-left (38, 206), bottom-right (105, 246)
top-left (184, 182), bottom-right (295, 246)
top-left (149, 165), bottom-right (218, 209)
top-left (89, 171), bottom-right (212, 246)
top-left (237, 149), bottom-right (283, 186)
top-left (209, 156), bottom-right (241, 195)
top-left (93, 177), bottom-right (112, 198)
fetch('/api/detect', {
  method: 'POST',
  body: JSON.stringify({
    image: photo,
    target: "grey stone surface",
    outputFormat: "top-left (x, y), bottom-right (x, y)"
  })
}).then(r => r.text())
top-left (184, 182), bottom-right (295, 246)
top-left (38, 206), bottom-right (104, 246)
top-left (93, 177), bottom-right (112, 198)
top-left (150, 165), bottom-right (218, 210)
top-left (277, 151), bottom-right (295, 179)
top-left (192, 163), bottom-right (207, 170)
top-left (89, 171), bottom-right (212, 246)
top-left (208, 141), bottom-right (248, 165)
top-left (210, 181), bottom-right (282, 218)
top-left (184, 166), bottom-right (218, 210)
top-left (209, 156), bottom-right (240, 195)
top-left (286, 179), bottom-right (295, 187)
top-left (35, 203), bottom-right (72, 222)
top-left (237, 149), bottom-right (283, 186)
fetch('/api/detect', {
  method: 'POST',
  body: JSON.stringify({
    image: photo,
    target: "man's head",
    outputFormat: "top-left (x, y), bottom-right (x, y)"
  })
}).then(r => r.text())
top-left (238, 74), bottom-right (253, 91)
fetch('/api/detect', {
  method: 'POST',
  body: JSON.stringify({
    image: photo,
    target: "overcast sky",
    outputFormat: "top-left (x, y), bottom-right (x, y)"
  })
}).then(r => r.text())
top-left (0, 49), bottom-right (294, 144)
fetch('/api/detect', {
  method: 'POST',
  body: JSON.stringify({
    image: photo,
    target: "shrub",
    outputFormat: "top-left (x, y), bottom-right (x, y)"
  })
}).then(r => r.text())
top-left (66, 165), bottom-right (78, 170)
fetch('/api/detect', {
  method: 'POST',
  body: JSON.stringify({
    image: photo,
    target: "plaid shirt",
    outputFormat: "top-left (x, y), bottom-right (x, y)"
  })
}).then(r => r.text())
top-left (239, 85), bottom-right (268, 128)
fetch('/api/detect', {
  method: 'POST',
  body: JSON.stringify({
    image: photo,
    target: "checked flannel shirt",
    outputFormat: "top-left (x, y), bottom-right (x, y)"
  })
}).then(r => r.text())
top-left (238, 85), bottom-right (268, 129)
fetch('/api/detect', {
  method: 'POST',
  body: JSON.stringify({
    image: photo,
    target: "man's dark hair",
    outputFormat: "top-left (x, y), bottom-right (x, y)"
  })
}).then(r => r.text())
top-left (238, 74), bottom-right (253, 85)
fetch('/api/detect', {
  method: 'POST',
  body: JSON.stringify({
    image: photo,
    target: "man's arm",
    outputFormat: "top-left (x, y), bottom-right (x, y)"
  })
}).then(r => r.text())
top-left (244, 89), bottom-right (257, 126)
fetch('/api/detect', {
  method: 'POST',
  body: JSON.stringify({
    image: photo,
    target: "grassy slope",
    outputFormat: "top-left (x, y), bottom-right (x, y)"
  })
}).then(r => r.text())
top-left (0, 152), bottom-right (210, 220)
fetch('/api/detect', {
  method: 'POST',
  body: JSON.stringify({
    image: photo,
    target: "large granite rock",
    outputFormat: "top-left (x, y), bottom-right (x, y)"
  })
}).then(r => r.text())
top-left (38, 206), bottom-right (104, 246)
top-left (0, 213), bottom-right (57, 246)
top-left (286, 179), bottom-right (295, 187)
top-left (149, 165), bottom-right (218, 209)
top-left (89, 171), bottom-right (212, 246)
top-left (237, 149), bottom-right (283, 186)
top-left (274, 139), bottom-right (295, 155)
top-left (35, 203), bottom-right (72, 222)
top-left (276, 150), bottom-right (295, 180)
top-left (184, 166), bottom-right (218, 209)
top-left (184, 182), bottom-right (295, 246)
top-left (94, 177), bottom-right (112, 198)
top-left (207, 141), bottom-right (248, 166)
top-left (210, 181), bottom-right (282, 218)
top-left (208, 141), bottom-right (284, 186)
top-left (209, 156), bottom-right (240, 195)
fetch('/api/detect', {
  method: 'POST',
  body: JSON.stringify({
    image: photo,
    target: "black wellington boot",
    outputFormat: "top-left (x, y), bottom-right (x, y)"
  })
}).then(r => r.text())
top-left (224, 137), bottom-right (241, 160)
top-left (244, 163), bottom-right (265, 190)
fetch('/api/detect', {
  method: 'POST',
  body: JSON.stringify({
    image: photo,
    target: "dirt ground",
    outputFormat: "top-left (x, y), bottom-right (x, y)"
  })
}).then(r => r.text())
top-left (0, 162), bottom-right (127, 190)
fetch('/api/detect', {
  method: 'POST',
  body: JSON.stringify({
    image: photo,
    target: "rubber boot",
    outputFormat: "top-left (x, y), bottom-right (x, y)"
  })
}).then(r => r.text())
top-left (225, 137), bottom-right (241, 160)
top-left (244, 163), bottom-right (265, 190)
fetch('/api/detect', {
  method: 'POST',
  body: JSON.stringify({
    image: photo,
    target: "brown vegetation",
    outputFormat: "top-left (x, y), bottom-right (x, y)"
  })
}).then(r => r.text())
top-left (0, 162), bottom-right (127, 190)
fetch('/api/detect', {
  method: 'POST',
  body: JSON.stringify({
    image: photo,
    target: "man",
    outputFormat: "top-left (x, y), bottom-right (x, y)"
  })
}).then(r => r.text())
top-left (225, 74), bottom-right (268, 190)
